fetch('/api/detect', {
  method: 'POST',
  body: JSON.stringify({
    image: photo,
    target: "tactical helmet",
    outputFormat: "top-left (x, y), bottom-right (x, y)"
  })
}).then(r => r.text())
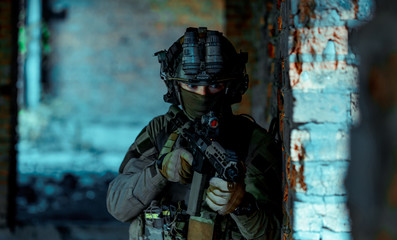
top-left (155, 27), bottom-right (249, 106)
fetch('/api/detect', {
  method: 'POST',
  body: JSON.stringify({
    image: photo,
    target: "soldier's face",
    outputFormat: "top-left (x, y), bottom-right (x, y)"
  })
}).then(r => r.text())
top-left (179, 82), bottom-right (225, 95)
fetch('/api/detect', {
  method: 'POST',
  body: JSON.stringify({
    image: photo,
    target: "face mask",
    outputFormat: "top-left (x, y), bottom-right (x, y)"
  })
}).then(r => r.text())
top-left (180, 88), bottom-right (224, 119)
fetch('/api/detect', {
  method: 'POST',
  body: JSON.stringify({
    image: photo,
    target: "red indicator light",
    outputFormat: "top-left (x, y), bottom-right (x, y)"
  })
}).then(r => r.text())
top-left (210, 119), bottom-right (218, 128)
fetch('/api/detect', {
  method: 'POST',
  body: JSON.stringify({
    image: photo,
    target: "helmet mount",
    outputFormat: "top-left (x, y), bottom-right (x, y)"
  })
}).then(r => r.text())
top-left (155, 27), bottom-right (249, 105)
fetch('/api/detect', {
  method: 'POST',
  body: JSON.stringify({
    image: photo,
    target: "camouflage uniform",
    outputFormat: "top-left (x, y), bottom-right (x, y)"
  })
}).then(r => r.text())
top-left (106, 105), bottom-right (282, 239)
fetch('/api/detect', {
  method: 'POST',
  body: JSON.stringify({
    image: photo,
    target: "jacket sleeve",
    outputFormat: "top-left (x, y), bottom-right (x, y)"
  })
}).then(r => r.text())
top-left (106, 117), bottom-right (168, 222)
top-left (231, 127), bottom-right (282, 240)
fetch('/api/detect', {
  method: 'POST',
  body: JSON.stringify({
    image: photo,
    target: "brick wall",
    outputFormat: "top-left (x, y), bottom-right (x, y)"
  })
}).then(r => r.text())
top-left (0, 0), bottom-right (18, 229)
top-left (279, 0), bottom-right (373, 239)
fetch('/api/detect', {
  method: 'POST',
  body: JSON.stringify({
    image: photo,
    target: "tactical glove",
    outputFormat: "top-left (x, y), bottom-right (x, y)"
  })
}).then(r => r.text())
top-left (158, 148), bottom-right (193, 184)
top-left (205, 177), bottom-right (245, 215)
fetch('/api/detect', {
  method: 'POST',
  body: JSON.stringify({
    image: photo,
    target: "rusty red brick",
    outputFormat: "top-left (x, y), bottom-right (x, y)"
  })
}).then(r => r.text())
top-left (283, 182), bottom-right (289, 202)
top-left (299, 0), bottom-right (316, 22)
top-left (290, 164), bottom-right (307, 192)
top-left (289, 28), bottom-right (301, 55)
top-left (299, 166), bottom-right (307, 191)
top-left (290, 165), bottom-right (297, 189)
top-left (268, 24), bottom-right (275, 37)
top-left (353, 0), bottom-right (359, 19)
top-left (289, 142), bottom-right (308, 192)
top-left (267, 43), bottom-right (276, 58)
top-left (289, 62), bottom-right (303, 87)
top-left (290, 27), bottom-right (348, 55)
top-left (289, 61), bottom-right (348, 88)
top-left (286, 155), bottom-right (291, 181)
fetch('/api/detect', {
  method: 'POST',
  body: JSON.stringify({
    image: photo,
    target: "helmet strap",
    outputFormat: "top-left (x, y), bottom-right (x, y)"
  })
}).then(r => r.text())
top-left (173, 81), bottom-right (184, 108)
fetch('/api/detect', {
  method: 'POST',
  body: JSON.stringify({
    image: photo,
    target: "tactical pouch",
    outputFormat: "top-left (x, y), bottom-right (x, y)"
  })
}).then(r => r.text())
top-left (187, 216), bottom-right (214, 240)
top-left (144, 201), bottom-right (164, 240)
top-left (129, 214), bottom-right (145, 240)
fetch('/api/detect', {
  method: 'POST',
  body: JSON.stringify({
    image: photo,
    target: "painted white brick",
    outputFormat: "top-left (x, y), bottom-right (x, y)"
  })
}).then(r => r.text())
top-left (322, 203), bottom-right (352, 232)
top-left (293, 201), bottom-right (351, 233)
top-left (293, 201), bottom-right (323, 232)
top-left (336, 130), bottom-right (350, 160)
top-left (290, 125), bottom-right (350, 162)
top-left (289, 27), bottom-right (348, 54)
top-left (300, 161), bottom-right (349, 196)
top-left (293, 231), bottom-right (321, 240)
top-left (290, 129), bottom-right (310, 161)
top-left (290, 64), bottom-right (358, 92)
top-left (321, 230), bottom-right (352, 240)
top-left (293, 91), bottom-right (350, 123)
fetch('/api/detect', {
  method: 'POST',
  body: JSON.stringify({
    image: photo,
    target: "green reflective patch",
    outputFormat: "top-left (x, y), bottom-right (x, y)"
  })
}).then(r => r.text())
top-left (163, 210), bottom-right (170, 216)
top-left (145, 213), bottom-right (160, 219)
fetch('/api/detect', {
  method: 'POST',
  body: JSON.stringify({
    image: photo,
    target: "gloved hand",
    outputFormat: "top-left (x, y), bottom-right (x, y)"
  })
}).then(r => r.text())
top-left (205, 177), bottom-right (246, 215)
top-left (159, 148), bottom-right (193, 184)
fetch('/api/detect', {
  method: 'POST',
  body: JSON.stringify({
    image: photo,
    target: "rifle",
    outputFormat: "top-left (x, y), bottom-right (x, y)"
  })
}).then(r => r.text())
top-left (179, 111), bottom-right (245, 216)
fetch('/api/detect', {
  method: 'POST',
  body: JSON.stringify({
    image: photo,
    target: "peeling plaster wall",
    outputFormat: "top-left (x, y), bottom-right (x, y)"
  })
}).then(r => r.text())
top-left (266, 0), bottom-right (374, 239)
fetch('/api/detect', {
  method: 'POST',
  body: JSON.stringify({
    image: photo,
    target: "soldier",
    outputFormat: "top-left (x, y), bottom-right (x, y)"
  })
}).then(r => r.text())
top-left (106, 27), bottom-right (282, 240)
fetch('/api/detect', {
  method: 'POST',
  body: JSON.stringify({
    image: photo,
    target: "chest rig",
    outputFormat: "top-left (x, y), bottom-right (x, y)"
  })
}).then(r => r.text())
top-left (143, 105), bottom-right (256, 240)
